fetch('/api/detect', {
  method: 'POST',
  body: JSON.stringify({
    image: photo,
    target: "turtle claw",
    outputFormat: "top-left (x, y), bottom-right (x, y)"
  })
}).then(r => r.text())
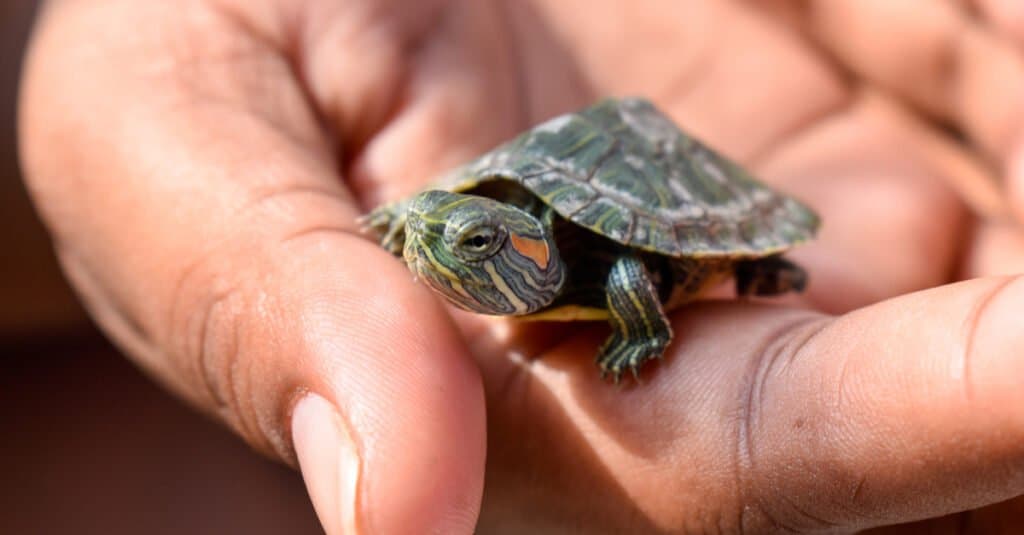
top-left (355, 212), bottom-right (373, 231)
top-left (598, 366), bottom-right (619, 383)
top-left (358, 208), bottom-right (387, 232)
top-left (362, 204), bottom-right (407, 257)
top-left (595, 330), bottom-right (668, 383)
top-left (596, 335), bottom-right (665, 383)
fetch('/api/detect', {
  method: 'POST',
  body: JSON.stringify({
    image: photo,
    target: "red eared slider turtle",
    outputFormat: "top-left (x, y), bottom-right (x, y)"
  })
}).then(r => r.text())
top-left (366, 98), bottom-right (819, 381)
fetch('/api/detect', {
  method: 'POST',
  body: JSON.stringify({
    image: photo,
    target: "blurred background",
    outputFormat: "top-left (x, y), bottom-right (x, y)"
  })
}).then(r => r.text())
top-left (1, 2), bottom-right (322, 533)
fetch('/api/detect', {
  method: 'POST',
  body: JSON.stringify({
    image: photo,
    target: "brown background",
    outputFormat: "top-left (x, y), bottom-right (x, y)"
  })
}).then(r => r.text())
top-left (1, 2), bottom-right (322, 533)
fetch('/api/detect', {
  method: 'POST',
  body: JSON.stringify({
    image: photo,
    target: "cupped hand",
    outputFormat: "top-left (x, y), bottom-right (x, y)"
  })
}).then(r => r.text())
top-left (19, 0), bottom-right (1024, 533)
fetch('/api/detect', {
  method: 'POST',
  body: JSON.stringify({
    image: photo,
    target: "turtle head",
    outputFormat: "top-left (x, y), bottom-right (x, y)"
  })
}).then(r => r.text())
top-left (402, 190), bottom-right (566, 315)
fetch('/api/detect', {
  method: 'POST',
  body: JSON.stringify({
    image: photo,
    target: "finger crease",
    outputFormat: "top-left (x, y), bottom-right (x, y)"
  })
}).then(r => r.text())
top-left (735, 314), bottom-right (832, 532)
top-left (279, 224), bottom-right (365, 247)
top-left (748, 90), bottom-right (857, 167)
top-left (778, 493), bottom-right (840, 530)
top-left (737, 315), bottom-right (830, 475)
top-left (960, 275), bottom-right (1019, 405)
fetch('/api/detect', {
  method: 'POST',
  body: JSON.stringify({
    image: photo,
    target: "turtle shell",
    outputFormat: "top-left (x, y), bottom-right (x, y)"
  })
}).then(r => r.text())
top-left (436, 98), bottom-right (819, 258)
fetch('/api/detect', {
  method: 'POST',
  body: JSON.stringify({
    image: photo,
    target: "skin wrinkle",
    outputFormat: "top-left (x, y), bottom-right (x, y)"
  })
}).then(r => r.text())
top-left (195, 289), bottom-right (237, 412)
top-left (734, 314), bottom-right (834, 532)
top-left (959, 275), bottom-right (1019, 405)
top-left (241, 182), bottom-right (359, 234)
top-left (806, 344), bottom-right (897, 528)
top-left (830, 348), bottom-right (857, 454)
top-left (748, 92), bottom-right (856, 169)
top-left (280, 224), bottom-right (367, 246)
top-left (165, 182), bottom-right (362, 460)
top-left (741, 503), bottom-right (801, 535)
top-left (69, 197), bottom-right (256, 438)
top-left (212, 289), bottom-right (297, 464)
top-left (163, 176), bottom-right (361, 426)
top-left (235, 311), bottom-right (265, 454)
top-left (205, 0), bottom-right (293, 62)
top-left (172, 252), bottom-right (272, 454)
top-left (247, 313), bottom-right (307, 465)
top-left (777, 493), bottom-right (842, 531)
top-left (60, 237), bottom-right (306, 453)
top-left (851, 475), bottom-right (867, 504)
top-left (736, 314), bottom-right (827, 473)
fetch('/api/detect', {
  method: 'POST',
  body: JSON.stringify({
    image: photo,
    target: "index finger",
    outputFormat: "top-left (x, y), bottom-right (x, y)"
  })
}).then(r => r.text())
top-left (481, 275), bottom-right (1024, 532)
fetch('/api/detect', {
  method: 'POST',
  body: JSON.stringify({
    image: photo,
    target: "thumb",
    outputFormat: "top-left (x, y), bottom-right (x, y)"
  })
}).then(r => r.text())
top-left (18, 2), bottom-right (484, 533)
top-left (268, 235), bottom-right (486, 535)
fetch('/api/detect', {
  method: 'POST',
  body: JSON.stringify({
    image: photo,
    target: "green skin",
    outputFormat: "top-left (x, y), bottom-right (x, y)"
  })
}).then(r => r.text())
top-left (403, 190), bottom-right (567, 316)
top-left (368, 189), bottom-right (807, 380)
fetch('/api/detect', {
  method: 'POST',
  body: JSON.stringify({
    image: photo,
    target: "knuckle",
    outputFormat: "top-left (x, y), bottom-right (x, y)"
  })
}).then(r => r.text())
top-left (161, 188), bottom-right (354, 461)
top-left (165, 239), bottom-right (292, 459)
top-left (167, 246), bottom-right (245, 413)
top-left (161, 180), bottom-right (357, 459)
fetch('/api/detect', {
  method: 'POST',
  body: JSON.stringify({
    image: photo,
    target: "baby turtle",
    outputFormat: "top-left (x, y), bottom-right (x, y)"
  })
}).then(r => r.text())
top-left (366, 98), bottom-right (819, 381)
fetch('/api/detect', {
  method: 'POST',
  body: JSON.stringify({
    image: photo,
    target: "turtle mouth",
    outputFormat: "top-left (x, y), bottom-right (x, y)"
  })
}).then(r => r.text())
top-left (404, 237), bottom-right (433, 284)
top-left (412, 257), bottom-right (427, 282)
top-left (404, 242), bottom-right (423, 280)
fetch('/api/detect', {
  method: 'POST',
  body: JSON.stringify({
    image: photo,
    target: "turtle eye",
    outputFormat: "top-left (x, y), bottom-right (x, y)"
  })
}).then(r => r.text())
top-left (466, 234), bottom-right (492, 250)
top-left (454, 224), bottom-right (505, 260)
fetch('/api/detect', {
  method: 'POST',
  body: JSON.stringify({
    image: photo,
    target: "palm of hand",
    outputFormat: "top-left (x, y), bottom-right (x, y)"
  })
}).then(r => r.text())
top-left (354, 1), bottom-right (1024, 528)
top-left (21, 0), bottom-right (1024, 533)
top-left (353, 3), bottom-right (1009, 531)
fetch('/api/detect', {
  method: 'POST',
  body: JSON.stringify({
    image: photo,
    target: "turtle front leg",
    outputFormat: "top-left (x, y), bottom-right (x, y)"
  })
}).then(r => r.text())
top-left (360, 201), bottom-right (408, 257)
top-left (597, 254), bottom-right (674, 382)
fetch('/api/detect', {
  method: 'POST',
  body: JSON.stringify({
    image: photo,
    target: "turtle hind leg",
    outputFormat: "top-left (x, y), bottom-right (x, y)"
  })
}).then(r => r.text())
top-left (596, 254), bottom-right (673, 382)
top-left (735, 255), bottom-right (808, 297)
top-left (360, 202), bottom-right (408, 257)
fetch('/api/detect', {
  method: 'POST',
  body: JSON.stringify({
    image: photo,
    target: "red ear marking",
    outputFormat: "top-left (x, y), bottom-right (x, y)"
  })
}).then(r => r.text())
top-left (509, 233), bottom-right (550, 269)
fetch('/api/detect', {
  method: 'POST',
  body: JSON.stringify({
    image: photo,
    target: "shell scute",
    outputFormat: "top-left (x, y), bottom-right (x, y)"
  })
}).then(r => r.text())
top-left (634, 214), bottom-right (680, 255)
top-left (572, 197), bottom-right (634, 244)
top-left (524, 172), bottom-right (598, 215)
top-left (436, 97), bottom-right (819, 257)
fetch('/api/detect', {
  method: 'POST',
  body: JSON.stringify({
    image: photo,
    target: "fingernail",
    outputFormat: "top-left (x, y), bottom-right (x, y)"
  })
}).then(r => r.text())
top-left (292, 393), bottom-right (361, 535)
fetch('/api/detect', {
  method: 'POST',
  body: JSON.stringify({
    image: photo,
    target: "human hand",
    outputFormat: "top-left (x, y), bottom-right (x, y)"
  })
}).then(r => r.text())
top-left (18, 1), bottom-right (1024, 533)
